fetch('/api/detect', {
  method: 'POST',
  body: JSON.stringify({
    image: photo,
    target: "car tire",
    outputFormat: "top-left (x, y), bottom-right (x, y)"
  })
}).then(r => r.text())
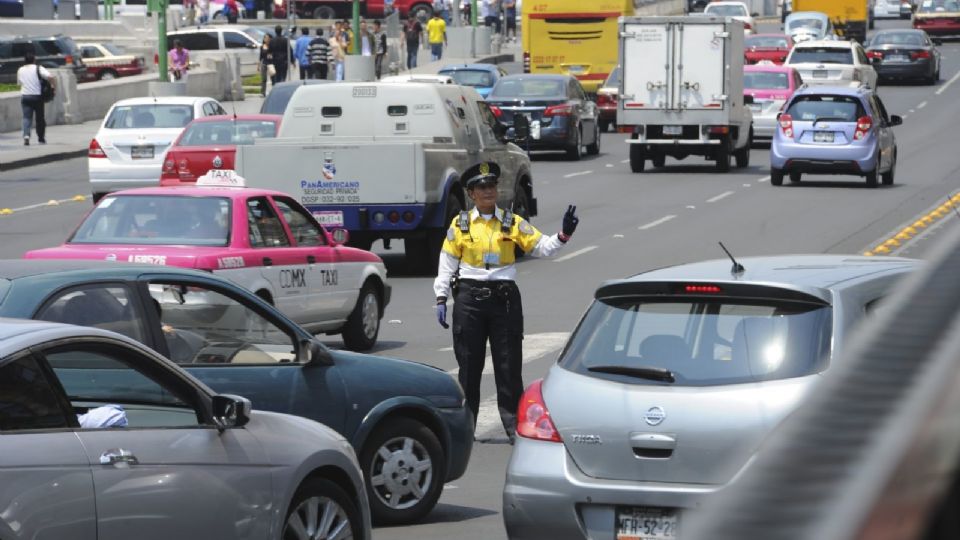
top-left (283, 478), bottom-right (362, 540)
top-left (586, 123), bottom-right (601, 155)
top-left (341, 282), bottom-right (381, 351)
top-left (865, 162), bottom-right (879, 188)
top-left (629, 142), bottom-right (646, 173)
top-left (734, 129), bottom-right (752, 168)
top-left (771, 168), bottom-right (784, 186)
top-left (789, 172), bottom-right (802, 183)
top-left (361, 417), bottom-right (445, 525)
top-left (715, 136), bottom-right (731, 173)
top-left (97, 69), bottom-right (118, 81)
top-left (882, 152), bottom-right (896, 185)
top-left (312, 5), bottom-right (336, 19)
top-left (566, 125), bottom-right (583, 161)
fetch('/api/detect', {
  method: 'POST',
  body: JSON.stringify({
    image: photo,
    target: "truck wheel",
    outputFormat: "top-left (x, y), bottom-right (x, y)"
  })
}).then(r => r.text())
top-left (341, 281), bottom-right (381, 351)
top-left (566, 126), bottom-right (583, 161)
top-left (312, 5), bottom-right (336, 19)
top-left (629, 144), bottom-right (646, 173)
top-left (586, 123), bottom-right (601, 155)
top-left (771, 168), bottom-right (784, 186)
top-left (715, 136), bottom-right (731, 173)
top-left (734, 130), bottom-right (752, 168)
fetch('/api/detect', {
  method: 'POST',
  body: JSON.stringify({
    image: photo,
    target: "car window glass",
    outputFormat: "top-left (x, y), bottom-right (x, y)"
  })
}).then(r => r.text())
top-left (744, 71), bottom-right (790, 90)
top-left (856, 46), bottom-right (869, 64)
top-left (0, 42), bottom-right (12, 58)
top-left (180, 119), bottom-right (278, 146)
top-left (43, 345), bottom-right (203, 428)
top-left (786, 94), bottom-right (864, 122)
top-left (0, 355), bottom-right (72, 431)
top-left (705, 4), bottom-right (748, 16)
top-left (873, 95), bottom-right (891, 124)
top-left (149, 282), bottom-right (299, 365)
top-left (440, 69), bottom-right (496, 87)
top-left (787, 18), bottom-right (824, 31)
top-left (11, 42), bottom-right (30, 58)
top-left (789, 47), bottom-right (853, 64)
top-left (490, 78), bottom-right (566, 98)
top-left (173, 32), bottom-right (219, 51)
top-left (37, 40), bottom-right (61, 56)
top-left (247, 197), bottom-right (290, 247)
top-left (223, 31), bottom-right (251, 49)
top-left (214, 103), bottom-right (227, 115)
top-left (70, 195), bottom-right (231, 246)
top-left (201, 102), bottom-right (214, 116)
top-left (37, 285), bottom-right (146, 342)
top-left (273, 197), bottom-right (326, 246)
top-left (746, 36), bottom-right (790, 48)
top-left (104, 104), bottom-right (195, 129)
top-left (81, 46), bottom-right (103, 58)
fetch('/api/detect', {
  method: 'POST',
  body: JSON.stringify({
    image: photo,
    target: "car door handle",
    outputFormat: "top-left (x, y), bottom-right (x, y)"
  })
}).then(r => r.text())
top-left (99, 448), bottom-right (139, 466)
top-left (263, 257), bottom-right (273, 266)
top-left (307, 255), bottom-right (316, 264)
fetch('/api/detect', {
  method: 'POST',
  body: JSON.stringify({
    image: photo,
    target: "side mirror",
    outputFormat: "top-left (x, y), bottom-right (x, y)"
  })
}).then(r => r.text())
top-left (329, 227), bottom-right (349, 246)
top-left (513, 114), bottom-right (531, 142)
top-left (889, 114), bottom-right (903, 126)
top-left (743, 94), bottom-right (755, 104)
top-left (212, 394), bottom-right (251, 430)
top-left (492, 120), bottom-right (508, 142)
top-left (303, 339), bottom-right (334, 366)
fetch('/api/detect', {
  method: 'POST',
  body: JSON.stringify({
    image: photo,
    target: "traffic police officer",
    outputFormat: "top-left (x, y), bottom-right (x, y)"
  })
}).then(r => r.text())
top-left (433, 162), bottom-right (579, 442)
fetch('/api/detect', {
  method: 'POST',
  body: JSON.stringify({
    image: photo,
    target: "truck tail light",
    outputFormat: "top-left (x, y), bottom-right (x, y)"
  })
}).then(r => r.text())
top-left (911, 50), bottom-right (931, 60)
top-left (866, 50), bottom-right (884, 60)
top-left (88, 139), bottom-right (107, 158)
top-left (854, 115), bottom-right (873, 140)
top-left (779, 114), bottom-right (794, 138)
top-left (544, 104), bottom-right (573, 117)
top-left (516, 379), bottom-right (562, 443)
top-left (743, 22), bottom-right (752, 31)
top-left (523, 51), bottom-right (530, 73)
top-left (596, 93), bottom-right (613, 106)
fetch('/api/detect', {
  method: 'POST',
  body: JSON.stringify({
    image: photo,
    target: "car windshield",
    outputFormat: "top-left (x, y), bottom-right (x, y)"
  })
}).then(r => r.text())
top-left (558, 297), bottom-right (831, 386)
top-left (870, 32), bottom-right (926, 46)
top-left (178, 120), bottom-right (278, 146)
top-left (489, 78), bottom-right (566, 99)
top-left (790, 47), bottom-right (853, 64)
top-left (69, 195), bottom-right (231, 246)
top-left (243, 26), bottom-right (269, 42)
top-left (104, 104), bottom-right (195, 129)
top-left (787, 18), bottom-right (824, 31)
top-left (705, 4), bottom-right (748, 16)
top-left (744, 71), bottom-right (791, 89)
top-left (786, 94), bottom-right (865, 122)
top-left (746, 35), bottom-right (790, 48)
top-left (919, 0), bottom-right (960, 12)
top-left (440, 69), bottom-right (497, 87)
top-left (102, 43), bottom-right (126, 55)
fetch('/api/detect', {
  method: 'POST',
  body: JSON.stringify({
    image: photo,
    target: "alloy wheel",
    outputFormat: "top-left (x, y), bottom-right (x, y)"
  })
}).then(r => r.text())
top-left (368, 436), bottom-right (434, 511)
top-left (283, 495), bottom-right (354, 540)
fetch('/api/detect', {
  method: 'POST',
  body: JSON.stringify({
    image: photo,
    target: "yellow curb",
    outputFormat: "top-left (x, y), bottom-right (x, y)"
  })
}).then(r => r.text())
top-left (913, 220), bottom-right (927, 229)
top-left (874, 245), bottom-right (891, 254)
top-left (46, 200), bottom-right (59, 206)
top-left (903, 226), bottom-right (918, 235)
top-left (863, 251), bottom-right (874, 256)
top-left (895, 231), bottom-right (912, 241)
top-left (71, 195), bottom-right (86, 202)
top-left (921, 215), bottom-right (935, 225)
top-left (883, 238), bottom-right (900, 248)
top-left (952, 193), bottom-right (960, 203)
top-left (931, 209), bottom-right (946, 218)
top-left (0, 208), bottom-right (12, 215)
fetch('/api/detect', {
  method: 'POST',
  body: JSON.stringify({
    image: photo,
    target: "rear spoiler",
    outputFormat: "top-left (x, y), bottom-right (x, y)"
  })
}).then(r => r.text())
top-left (594, 281), bottom-right (830, 306)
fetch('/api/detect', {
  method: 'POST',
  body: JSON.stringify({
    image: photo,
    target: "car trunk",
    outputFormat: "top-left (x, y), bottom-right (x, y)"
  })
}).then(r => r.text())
top-left (793, 64), bottom-right (855, 83)
top-left (99, 127), bottom-right (183, 166)
top-left (165, 146), bottom-right (237, 183)
top-left (875, 46), bottom-right (926, 64)
top-left (486, 98), bottom-right (568, 125)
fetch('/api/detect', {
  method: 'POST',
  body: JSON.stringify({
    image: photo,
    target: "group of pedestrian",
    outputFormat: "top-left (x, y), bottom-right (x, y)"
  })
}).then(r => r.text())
top-left (404, 11), bottom-right (447, 68)
top-left (258, 25), bottom-right (294, 95)
top-left (480, 0), bottom-right (518, 41)
top-left (182, 0), bottom-right (239, 26)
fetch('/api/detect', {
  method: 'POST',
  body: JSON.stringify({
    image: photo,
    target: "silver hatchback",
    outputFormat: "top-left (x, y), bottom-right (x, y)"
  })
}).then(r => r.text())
top-left (502, 255), bottom-right (918, 540)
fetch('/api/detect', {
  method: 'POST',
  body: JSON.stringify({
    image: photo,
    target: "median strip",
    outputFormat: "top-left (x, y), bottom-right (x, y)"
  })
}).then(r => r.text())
top-left (0, 195), bottom-right (88, 217)
top-left (863, 193), bottom-right (960, 256)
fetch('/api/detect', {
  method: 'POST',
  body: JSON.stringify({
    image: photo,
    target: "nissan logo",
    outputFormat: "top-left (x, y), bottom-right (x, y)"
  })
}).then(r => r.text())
top-left (644, 406), bottom-right (666, 426)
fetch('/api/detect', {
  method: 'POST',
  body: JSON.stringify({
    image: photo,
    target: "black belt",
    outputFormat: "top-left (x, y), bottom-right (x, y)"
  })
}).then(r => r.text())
top-left (458, 279), bottom-right (517, 301)
top-left (459, 279), bottom-right (515, 289)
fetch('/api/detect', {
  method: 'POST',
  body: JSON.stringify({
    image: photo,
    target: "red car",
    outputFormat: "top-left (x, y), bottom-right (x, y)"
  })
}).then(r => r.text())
top-left (744, 34), bottom-right (793, 65)
top-left (913, 0), bottom-right (960, 36)
top-left (161, 114), bottom-right (281, 187)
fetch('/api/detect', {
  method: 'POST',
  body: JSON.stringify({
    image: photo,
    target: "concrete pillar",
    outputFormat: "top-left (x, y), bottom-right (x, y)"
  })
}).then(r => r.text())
top-left (148, 81), bottom-right (187, 96)
top-left (474, 26), bottom-right (492, 55)
top-left (344, 55), bottom-right (376, 82)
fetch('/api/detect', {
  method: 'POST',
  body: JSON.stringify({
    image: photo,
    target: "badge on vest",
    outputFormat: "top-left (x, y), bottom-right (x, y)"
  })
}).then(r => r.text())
top-left (483, 252), bottom-right (500, 268)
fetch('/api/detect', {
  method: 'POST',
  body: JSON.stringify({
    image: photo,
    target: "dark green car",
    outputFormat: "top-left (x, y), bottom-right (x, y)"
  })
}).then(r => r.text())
top-left (0, 259), bottom-right (472, 525)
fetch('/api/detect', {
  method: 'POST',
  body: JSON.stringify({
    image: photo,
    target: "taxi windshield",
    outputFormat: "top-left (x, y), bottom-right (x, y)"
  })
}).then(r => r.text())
top-left (744, 71), bottom-right (791, 89)
top-left (490, 78), bottom-right (566, 99)
top-left (440, 69), bottom-right (497, 87)
top-left (705, 4), bottom-right (748, 16)
top-left (790, 47), bottom-right (853, 64)
top-left (69, 195), bottom-right (231, 246)
top-left (178, 120), bottom-right (278, 146)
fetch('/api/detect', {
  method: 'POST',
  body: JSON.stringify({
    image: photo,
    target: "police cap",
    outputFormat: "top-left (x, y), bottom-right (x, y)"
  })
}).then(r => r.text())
top-left (463, 162), bottom-right (501, 189)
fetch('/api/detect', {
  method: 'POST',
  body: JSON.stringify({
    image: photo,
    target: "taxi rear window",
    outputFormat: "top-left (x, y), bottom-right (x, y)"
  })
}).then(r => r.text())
top-left (69, 195), bottom-right (231, 247)
top-left (744, 71), bottom-right (790, 90)
top-left (178, 120), bottom-right (278, 146)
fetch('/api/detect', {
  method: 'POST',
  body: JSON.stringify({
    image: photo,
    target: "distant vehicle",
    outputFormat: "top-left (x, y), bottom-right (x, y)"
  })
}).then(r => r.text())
top-left (785, 40), bottom-right (878, 89)
top-left (744, 63), bottom-right (803, 141)
top-left (913, 0), bottom-right (960, 38)
top-left (596, 66), bottom-right (620, 132)
top-left (87, 96), bottom-right (227, 201)
top-left (166, 25), bottom-right (267, 77)
top-left (380, 74), bottom-right (456, 84)
top-left (865, 29), bottom-right (941, 84)
top-left (486, 74), bottom-right (601, 160)
top-left (160, 114), bottom-right (282, 186)
top-left (784, 11), bottom-right (837, 43)
top-left (502, 254), bottom-right (919, 540)
top-left (873, 0), bottom-right (913, 18)
top-left (770, 84), bottom-right (902, 186)
top-left (0, 34), bottom-right (90, 84)
top-left (792, 0), bottom-right (869, 42)
top-left (438, 63), bottom-right (508, 98)
top-left (290, 0), bottom-right (435, 20)
top-left (0, 317), bottom-right (372, 539)
top-left (744, 33), bottom-right (793, 64)
top-left (77, 42), bottom-right (144, 80)
top-left (259, 79), bottom-right (332, 115)
top-left (703, 1), bottom-right (758, 34)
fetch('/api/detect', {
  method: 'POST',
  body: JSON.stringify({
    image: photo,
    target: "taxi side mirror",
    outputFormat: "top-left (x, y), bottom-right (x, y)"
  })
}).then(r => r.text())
top-left (329, 228), bottom-right (349, 246)
top-left (513, 114), bottom-right (531, 142)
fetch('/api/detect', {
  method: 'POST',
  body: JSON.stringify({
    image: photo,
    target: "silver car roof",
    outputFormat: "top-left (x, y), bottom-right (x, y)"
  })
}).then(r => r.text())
top-left (0, 317), bottom-right (131, 357)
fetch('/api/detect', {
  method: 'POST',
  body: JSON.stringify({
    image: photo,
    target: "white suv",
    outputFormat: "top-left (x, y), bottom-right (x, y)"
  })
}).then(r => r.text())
top-left (786, 40), bottom-right (878, 88)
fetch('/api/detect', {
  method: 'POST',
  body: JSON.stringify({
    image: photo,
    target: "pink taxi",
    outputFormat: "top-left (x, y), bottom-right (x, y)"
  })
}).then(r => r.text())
top-left (744, 63), bottom-right (804, 141)
top-left (24, 182), bottom-right (391, 351)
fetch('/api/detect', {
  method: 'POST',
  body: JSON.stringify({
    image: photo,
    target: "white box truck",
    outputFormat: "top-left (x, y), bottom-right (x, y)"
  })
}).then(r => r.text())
top-left (617, 16), bottom-right (754, 173)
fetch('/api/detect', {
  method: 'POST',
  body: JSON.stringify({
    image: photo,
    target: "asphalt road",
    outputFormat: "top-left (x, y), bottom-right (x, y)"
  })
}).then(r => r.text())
top-left (2, 18), bottom-right (960, 540)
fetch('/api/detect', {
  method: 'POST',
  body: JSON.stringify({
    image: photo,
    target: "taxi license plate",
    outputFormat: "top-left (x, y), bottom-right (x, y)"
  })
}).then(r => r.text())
top-left (616, 507), bottom-right (679, 540)
top-left (313, 211), bottom-right (344, 227)
top-left (814, 131), bottom-right (835, 143)
top-left (131, 145), bottom-right (154, 159)
top-left (812, 70), bottom-right (828, 78)
top-left (663, 125), bottom-right (683, 136)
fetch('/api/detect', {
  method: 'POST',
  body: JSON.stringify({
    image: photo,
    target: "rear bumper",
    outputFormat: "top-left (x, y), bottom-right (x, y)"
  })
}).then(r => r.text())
top-left (88, 159), bottom-right (163, 195)
top-left (876, 61), bottom-right (932, 79)
top-left (771, 136), bottom-right (878, 173)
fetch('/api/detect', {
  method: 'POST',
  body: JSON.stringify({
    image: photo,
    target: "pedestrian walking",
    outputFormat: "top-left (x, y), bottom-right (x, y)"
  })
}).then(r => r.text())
top-left (224, 0), bottom-right (239, 23)
top-left (358, 19), bottom-right (374, 57)
top-left (433, 0), bottom-right (451, 23)
top-left (168, 39), bottom-right (190, 82)
top-left (330, 23), bottom-right (346, 80)
top-left (259, 33), bottom-right (273, 95)
top-left (373, 20), bottom-right (388, 79)
top-left (433, 162), bottom-right (580, 442)
top-left (294, 26), bottom-right (313, 79)
top-left (404, 17), bottom-right (423, 69)
top-left (503, 0), bottom-right (517, 41)
top-left (426, 11), bottom-right (447, 61)
top-left (198, 0), bottom-right (210, 24)
top-left (308, 28), bottom-right (330, 80)
top-left (17, 51), bottom-right (55, 146)
top-left (268, 25), bottom-right (293, 84)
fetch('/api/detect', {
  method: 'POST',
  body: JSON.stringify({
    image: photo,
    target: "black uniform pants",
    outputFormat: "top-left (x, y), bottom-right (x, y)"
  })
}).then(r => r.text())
top-left (452, 280), bottom-right (524, 440)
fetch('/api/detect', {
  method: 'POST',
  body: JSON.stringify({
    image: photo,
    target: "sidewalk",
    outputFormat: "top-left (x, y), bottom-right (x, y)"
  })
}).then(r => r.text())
top-left (0, 40), bottom-right (517, 173)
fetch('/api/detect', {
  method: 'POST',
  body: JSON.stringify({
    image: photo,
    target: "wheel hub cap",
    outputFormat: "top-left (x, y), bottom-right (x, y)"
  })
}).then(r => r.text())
top-left (369, 437), bottom-right (433, 510)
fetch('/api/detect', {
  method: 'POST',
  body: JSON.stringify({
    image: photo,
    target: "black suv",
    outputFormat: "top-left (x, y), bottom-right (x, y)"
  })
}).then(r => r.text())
top-left (0, 35), bottom-right (90, 84)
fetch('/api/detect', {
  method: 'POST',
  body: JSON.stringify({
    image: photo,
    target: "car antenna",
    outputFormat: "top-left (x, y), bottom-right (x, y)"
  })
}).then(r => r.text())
top-left (719, 241), bottom-right (745, 276)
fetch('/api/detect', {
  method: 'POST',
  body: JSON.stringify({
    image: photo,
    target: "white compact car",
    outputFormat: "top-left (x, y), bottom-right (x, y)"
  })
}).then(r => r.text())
top-left (786, 40), bottom-right (878, 88)
top-left (88, 96), bottom-right (227, 202)
top-left (703, 1), bottom-right (757, 34)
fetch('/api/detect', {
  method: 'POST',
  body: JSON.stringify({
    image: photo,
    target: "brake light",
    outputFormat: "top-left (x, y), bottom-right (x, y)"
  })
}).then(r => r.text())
top-left (866, 50), bottom-right (884, 59)
top-left (543, 104), bottom-right (573, 117)
top-left (516, 379), bottom-right (562, 443)
top-left (597, 93), bottom-right (613, 106)
top-left (911, 50), bottom-right (931, 60)
top-left (854, 115), bottom-right (873, 140)
top-left (490, 105), bottom-right (502, 118)
top-left (743, 22), bottom-right (752, 30)
top-left (523, 51), bottom-right (530, 73)
top-left (163, 159), bottom-right (175, 172)
top-left (88, 139), bottom-right (106, 158)
top-left (779, 113), bottom-right (793, 138)
top-left (178, 159), bottom-right (189, 171)
top-left (65, 54), bottom-right (74, 65)
top-left (708, 126), bottom-right (729, 134)
top-left (684, 284), bottom-right (722, 293)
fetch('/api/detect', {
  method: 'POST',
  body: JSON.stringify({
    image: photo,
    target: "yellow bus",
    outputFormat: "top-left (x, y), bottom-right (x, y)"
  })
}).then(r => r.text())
top-left (521, 0), bottom-right (634, 93)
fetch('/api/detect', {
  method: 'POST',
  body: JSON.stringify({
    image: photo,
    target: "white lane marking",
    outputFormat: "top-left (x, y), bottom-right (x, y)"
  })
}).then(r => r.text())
top-left (743, 183), bottom-right (752, 188)
top-left (903, 114), bottom-right (910, 120)
top-left (563, 170), bottom-right (593, 178)
top-left (908, 108), bottom-right (916, 113)
top-left (554, 245), bottom-right (598, 262)
top-left (918, 101), bottom-right (928, 109)
top-left (639, 215), bottom-right (677, 230)
top-left (621, 159), bottom-right (630, 163)
top-left (757, 176), bottom-right (770, 183)
top-left (707, 191), bottom-right (734, 203)
top-left (686, 205), bottom-right (696, 209)
top-left (935, 70), bottom-right (960, 95)
top-left (613, 234), bottom-right (625, 238)
top-left (438, 346), bottom-right (454, 352)
top-left (446, 332), bottom-right (571, 378)
top-left (605, 163), bottom-right (614, 168)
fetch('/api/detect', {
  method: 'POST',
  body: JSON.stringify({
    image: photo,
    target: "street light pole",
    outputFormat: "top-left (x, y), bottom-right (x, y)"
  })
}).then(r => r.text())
top-left (157, 0), bottom-right (169, 82)
top-left (471, 0), bottom-right (478, 27)
top-left (352, 0), bottom-right (360, 54)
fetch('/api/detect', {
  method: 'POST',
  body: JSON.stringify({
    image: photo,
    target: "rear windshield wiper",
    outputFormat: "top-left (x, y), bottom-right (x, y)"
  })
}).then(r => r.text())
top-left (587, 364), bottom-right (676, 383)
top-left (812, 116), bottom-right (849, 125)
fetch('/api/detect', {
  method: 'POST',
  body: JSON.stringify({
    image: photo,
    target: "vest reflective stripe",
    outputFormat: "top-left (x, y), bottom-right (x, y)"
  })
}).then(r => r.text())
top-left (442, 210), bottom-right (542, 267)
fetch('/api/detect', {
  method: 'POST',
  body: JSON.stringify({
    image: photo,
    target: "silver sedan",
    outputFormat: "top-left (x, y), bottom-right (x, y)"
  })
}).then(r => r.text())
top-left (0, 318), bottom-right (371, 540)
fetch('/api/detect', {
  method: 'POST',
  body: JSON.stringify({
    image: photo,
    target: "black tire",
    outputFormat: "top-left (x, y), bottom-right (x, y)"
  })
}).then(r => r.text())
top-left (771, 168), bottom-right (784, 186)
top-left (566, 125), bottom-right (583, 160)
top-left (629, 143), bottom-right (646, 173)
top-left (283, 478), bottom-right (362, 540)
top-left (599, 119), bottom-right (612, 133)
top-left (360, 417), bottom-right (445, 525)
top-left (734, 129), bottom-right (751, 168)
top-left (652, 152), bottom-right (666, 168)
top-left (789, 172), bottom-right (802, 183)
top-left (313, 5), bottom-right (336, 19)
top-left (865, 164), bottom-right (879, 188)
top-left (715, 136), bottom-right (731, 173)
top-left (97, 69), bottom-right (118, 81)
top-left (586, 123), bottom-right (601, 155)
top-left (341, 282), bottom-right (381, 351)
top-left (882, 152), bottom-right (896, 185)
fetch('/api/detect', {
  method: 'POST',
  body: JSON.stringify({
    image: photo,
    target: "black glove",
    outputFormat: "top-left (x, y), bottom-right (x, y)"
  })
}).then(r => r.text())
top-left (562, 205), bottom-right (579, 237)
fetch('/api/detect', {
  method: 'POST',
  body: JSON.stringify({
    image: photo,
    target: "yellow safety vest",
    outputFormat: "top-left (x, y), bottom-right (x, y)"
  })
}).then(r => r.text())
top-left (441, 209), bottom-right (542, 268)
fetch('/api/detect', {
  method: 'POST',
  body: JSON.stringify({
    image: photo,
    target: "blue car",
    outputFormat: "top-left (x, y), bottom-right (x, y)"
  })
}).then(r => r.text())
top-left (438, 63), bottom-right (506, 98)
top-left (770, 84), bottom-right (902, 187)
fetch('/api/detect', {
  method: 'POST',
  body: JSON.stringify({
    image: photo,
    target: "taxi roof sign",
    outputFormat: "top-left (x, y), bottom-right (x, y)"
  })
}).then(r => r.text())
top-left (196, 169), bottom-right (246, 187)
